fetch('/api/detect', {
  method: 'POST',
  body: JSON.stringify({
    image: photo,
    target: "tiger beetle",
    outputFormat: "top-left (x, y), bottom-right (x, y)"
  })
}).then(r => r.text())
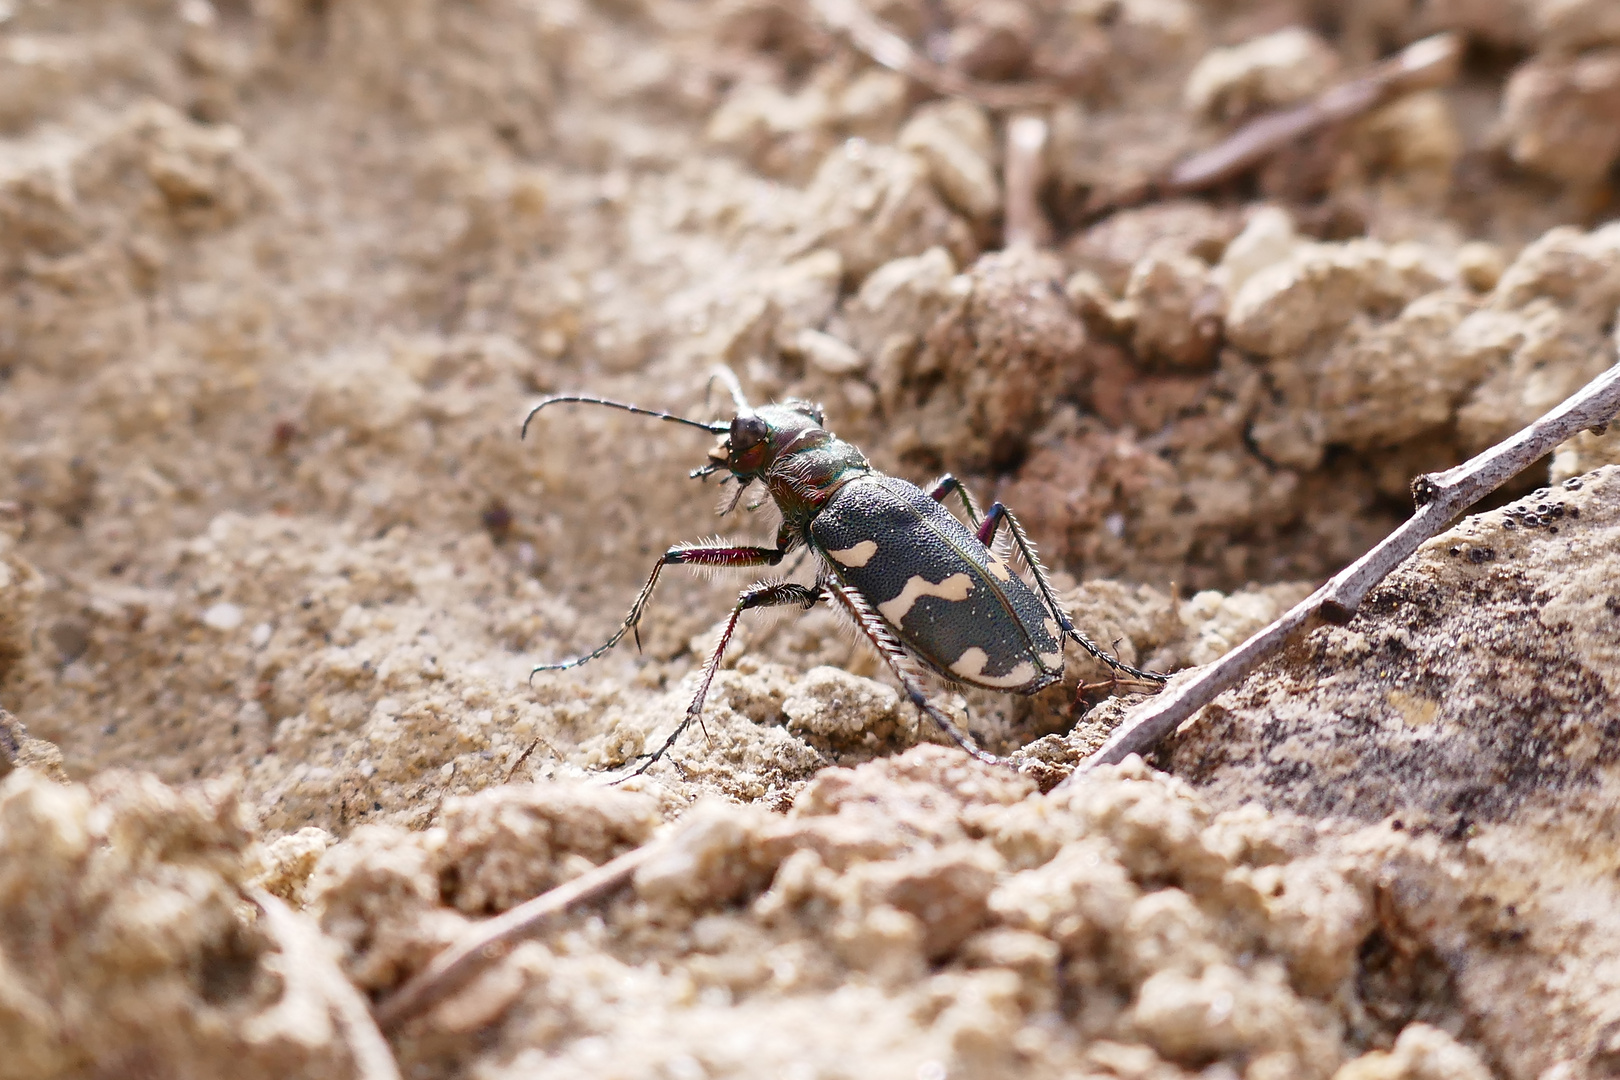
top-left (522, 368), bottom-right (1166, 775)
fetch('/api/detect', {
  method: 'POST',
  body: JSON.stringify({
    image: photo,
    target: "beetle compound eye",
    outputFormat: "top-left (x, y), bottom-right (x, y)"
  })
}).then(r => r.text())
top-left (730, 414), bottom-right (769, 452)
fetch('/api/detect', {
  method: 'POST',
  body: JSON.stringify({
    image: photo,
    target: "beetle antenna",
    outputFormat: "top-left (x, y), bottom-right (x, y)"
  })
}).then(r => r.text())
top-left (521, 395), bottom-right (730, 439)
top-left (707, 365), bottom-right (752, 413)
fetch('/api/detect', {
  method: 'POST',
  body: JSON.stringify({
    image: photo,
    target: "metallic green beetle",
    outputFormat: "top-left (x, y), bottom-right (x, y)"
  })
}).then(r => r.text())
top-left (523, 369), bottom-right (1165, 773)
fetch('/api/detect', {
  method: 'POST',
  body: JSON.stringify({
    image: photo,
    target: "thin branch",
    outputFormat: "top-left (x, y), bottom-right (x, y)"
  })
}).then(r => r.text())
top-left (1165, 32), bottom-right (1461, 194)
top-left (503, 737), bottom-right (544, 784)
top-left (1060, 360), bottom-right (1620, 786)
top-left (249, 889), bottom-right (403, 1080)
top-left (372, 841), bottom-right (657, 1032)
top-left (1004, 114), bottom-right (1051, 249)
top-left (808, 0), bottom-right (1062, 110)
top-left (1082, 32), bottom-right (1462, 218)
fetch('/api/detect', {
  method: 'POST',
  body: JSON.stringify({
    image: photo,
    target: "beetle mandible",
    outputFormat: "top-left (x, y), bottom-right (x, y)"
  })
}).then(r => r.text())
top-left (522, 368), bottom-right (1166, 774)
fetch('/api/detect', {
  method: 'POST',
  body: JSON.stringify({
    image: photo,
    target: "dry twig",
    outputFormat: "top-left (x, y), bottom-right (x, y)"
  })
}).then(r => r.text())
top-left (1165, 32), bottom-right (1461, 195)
top-left (373, 841), bottom-right (657, 1032)
top-left (249, 889), bottom-right (403, 1080)
top-left (1060, 360), bottom-right (1620, 787)
top-left (1081, 32), bottom-right (1462, 218)
top-left (808, 0), bottom-right (1061, 110)
top-left (1003, 114), bottom-right (1051, 249)
top-left (503, 737), bottom-right (545, 783)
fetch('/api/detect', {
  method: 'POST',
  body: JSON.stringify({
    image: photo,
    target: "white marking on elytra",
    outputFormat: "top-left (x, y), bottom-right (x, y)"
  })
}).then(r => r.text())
top-left (985, 554), bottom-right (1012, 582)
top-left (827, 539), bottom-right (879, 568)
top-left (950, 647), bottom-right (1038, 689)
top-left (1043, 617), bottom-right (1060, 641)
top-left (1039, 650), bottom-right (1065, 669)
top-left (877, 572), bottom-right (973, 625)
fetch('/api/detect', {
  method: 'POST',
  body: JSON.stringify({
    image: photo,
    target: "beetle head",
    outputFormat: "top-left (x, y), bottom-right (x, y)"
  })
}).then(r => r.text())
top-left (708, 399), bottom-right (828, 478)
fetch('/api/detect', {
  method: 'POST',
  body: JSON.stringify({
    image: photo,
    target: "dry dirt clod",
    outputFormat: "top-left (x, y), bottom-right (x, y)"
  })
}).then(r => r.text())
top-left (882, 244), bottom-right (1087, 472)
top-left (1500, 49), bottom-right (1620, 188)
top-left (1184, 27), bottom-right (1344, 123)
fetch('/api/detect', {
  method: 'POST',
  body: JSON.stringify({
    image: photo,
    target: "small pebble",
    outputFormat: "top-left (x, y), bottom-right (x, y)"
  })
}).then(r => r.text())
top-left (202, 602), bottom-right (244, 631)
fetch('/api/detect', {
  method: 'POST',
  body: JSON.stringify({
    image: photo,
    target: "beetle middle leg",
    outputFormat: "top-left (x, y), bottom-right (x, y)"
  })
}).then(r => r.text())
top-left (531, 540), bottom-right (787, 679)
top-left (828, 580), bottom-right (1005, 767)
top-left (976, 502), bottom-right (1168, 685)
top-left (627, 580), bottom-right (823, 776)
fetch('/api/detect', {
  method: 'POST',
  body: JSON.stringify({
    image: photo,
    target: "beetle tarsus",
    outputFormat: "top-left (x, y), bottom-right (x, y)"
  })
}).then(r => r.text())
top-left (530, 541), bottom-right (788, 679)
top-left (621, 579), bottom-right (822, 778)
top-left (903, 685), bottom-right (1005, 767)
top-left (1064, 623), bottom-right (1169, 684)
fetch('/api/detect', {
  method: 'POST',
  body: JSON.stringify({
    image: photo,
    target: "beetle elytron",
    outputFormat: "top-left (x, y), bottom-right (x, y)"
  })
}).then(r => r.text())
top-left (523, 369), bottom-right (1165, 774)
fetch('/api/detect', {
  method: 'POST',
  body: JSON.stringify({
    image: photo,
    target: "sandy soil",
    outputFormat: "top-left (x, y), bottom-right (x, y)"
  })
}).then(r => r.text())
top-left (3, 0), bottom-right (1620, 1077)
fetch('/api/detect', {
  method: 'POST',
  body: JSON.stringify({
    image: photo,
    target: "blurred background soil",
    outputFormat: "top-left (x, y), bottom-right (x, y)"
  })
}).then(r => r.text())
top-left (3, 0), bottom-right (1620, 1077)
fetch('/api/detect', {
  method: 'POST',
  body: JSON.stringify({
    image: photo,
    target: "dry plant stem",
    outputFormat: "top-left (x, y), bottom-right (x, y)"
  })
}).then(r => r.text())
top-left (249, 889), bottom-right (403, 1080)
top-left (808, 0), bottom-right (1061, 110)
top-left (504, 737), bottom-right (542, 783)
top-left (1004, 114), bottom-right (1051, 249)
top-left (1061, 360), bottom-right (1620, 786)
top-left (373, 841), bottom-right (657, 1033)
top-left (1165, 32), bottom-right (1461, 193)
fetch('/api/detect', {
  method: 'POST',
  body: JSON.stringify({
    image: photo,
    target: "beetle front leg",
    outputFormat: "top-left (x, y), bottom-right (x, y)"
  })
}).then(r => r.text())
top-left (530, 540), bottom-right (787, 680)
top-left (627, 580), bottom-right (823, 776)
top-left (976, 503), bottom-right (1168, 685)
top-left (827, 581), bottom-right (1006, 768)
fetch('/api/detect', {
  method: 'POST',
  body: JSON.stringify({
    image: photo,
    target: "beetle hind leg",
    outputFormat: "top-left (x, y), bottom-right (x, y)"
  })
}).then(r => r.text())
top-left (828, 581), bottom-right (1007, 767)
top-left (977, 503), bottom-right (1170, 686)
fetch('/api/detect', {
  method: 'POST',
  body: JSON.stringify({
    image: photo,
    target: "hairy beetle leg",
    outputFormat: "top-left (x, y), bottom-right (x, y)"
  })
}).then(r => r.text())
top-left (529, 540), bottom-right (788, 682)
top-left (624, 580), bottom-right (823, 778)
top-left (926, 473), bottom-right (986, 526)
top-left (932, 473), bottom-right (1167, 685)
top-left (976, 502), bottom-right (1169, 685)
top-left (829, 580), bottom-right (1007, 769)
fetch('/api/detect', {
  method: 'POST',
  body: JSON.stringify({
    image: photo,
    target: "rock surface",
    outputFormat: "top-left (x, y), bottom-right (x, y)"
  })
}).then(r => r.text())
top-left (1170, 466), bottom-right (1620, 1079)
